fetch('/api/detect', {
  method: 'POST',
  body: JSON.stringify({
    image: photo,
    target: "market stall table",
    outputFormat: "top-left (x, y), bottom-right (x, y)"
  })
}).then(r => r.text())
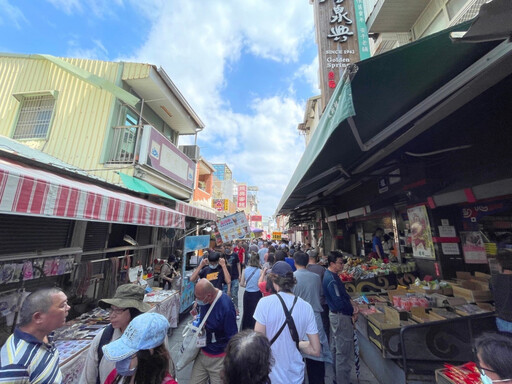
top-left (57, 289), bottom-right (180, 384)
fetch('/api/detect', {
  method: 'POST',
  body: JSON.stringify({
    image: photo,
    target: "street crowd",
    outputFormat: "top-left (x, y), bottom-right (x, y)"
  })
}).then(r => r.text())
top-left (1, 239), bottom-right (511, 384)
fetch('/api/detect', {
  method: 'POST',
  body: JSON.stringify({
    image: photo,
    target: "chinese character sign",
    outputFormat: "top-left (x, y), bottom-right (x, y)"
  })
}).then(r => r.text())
top-left (215, 212), bottom-right (250, 243)
top-left (237, 184), bottom-right (247, 209)
top-left (313, 0), bottom-right (368, 108)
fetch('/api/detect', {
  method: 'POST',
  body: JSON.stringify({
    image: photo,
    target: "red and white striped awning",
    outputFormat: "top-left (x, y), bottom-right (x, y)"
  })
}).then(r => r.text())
top-left (174, 200), bottom-right (217, 222)
top-left (0, 158), bottom-right (185, 228)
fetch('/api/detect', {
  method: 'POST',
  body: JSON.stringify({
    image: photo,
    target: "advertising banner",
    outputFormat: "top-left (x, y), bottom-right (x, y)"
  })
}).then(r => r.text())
top-left (216, 212), bottom-right (250, 243)
top-left (213, 199), bottom-right (224, 211)
top-left (460, 232), bottom-right (488, 264)
top-left (272, 232), bottom-right (282, 241)
top-left (407, 205), bottom-right (435, 259)
top-left (251, 215), bottom-right (262, 222)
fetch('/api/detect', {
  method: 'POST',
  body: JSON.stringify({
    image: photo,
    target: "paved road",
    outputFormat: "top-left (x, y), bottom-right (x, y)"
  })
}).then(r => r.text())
top-left (167, 286), bottom-right (378, 384)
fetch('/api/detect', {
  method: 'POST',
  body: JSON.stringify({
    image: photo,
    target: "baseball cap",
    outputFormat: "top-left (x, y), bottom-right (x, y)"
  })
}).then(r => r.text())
top-left (271, 261), bottom-right (292, 276)
top-left (102, 312), bottom-right (170, 361)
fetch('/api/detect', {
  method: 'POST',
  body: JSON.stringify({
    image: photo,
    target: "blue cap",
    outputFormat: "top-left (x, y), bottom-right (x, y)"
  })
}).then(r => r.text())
top-left (271, 261), bottom-right (292, 276)
top-left (102, 312), bottom-right (170, 361)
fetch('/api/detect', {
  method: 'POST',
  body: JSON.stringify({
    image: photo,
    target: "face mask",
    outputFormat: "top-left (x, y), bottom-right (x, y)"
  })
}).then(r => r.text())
top-left (209, 263), bottom-right (218, 269)
top-left (116, 355), bottom-right (136, 376)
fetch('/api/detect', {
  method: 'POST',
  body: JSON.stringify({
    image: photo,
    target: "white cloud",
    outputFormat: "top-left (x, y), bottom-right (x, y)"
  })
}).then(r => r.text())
top-left (0, 0), bottom-right (28, 29)
top-left (66, 39), bottom-right (109, 60)
top-left (295, 55), bottom-right (320, 94)
top-left (124, 1), bottom-right (314, 216)
top-left (46, 0), bottom-right (123, 18)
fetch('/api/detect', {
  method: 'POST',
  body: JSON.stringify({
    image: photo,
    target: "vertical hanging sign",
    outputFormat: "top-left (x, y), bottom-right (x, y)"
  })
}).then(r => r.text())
top-left (313, 0), bottom-right (369, 109)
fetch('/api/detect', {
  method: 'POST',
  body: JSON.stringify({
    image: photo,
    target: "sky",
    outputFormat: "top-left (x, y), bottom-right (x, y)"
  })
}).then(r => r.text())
top-left (0, 0), bottom-right (321, 217)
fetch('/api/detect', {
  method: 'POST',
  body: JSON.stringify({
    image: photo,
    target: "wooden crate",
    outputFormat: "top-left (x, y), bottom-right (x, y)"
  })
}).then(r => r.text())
top-left (452, 281), bottom-right (492, 302)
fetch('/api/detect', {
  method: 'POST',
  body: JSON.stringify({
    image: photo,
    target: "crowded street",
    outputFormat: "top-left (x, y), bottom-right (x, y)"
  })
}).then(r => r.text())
top-left (0, 0), bottom-right (511, 384)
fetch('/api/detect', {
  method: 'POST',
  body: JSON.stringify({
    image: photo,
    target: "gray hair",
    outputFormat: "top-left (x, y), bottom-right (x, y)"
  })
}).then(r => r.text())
top-left (19, 288), bottom-right (63, 327)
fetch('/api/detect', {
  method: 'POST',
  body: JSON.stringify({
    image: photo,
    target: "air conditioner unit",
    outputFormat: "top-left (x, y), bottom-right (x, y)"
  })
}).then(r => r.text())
top-left (179, 145), bottom-right (200, 161)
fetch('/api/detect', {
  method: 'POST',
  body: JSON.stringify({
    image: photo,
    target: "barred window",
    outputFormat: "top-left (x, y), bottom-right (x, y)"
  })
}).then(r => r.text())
top-left (13, 94), bottom-right (55, 139)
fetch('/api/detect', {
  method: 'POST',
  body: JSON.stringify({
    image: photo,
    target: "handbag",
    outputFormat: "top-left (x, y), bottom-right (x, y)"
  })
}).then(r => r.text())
top-left (175, 289), bottom-right (222, 370)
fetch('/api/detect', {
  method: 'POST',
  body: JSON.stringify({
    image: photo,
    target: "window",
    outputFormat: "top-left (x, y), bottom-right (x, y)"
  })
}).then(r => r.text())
top-left (13, 94), bottom-right (55, 140)
top-left (446, 0), bottom-right (468, 20)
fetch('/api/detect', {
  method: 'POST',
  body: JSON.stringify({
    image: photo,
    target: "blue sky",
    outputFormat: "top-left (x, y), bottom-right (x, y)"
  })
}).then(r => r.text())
top-left (0, 0), bottom-right (320, 217)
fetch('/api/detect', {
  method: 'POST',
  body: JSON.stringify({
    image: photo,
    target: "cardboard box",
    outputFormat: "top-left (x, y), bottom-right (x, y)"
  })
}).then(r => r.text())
top-left (452, 281), bottom-right (492, 302)
top-left (387, 287), bottom-right (412, 303)
top-left (409, 285), bottom-right (442, 295)
top-left (474, 271), bottom-right (491, 281)
top-left (430, 308), bottom-right (460, 319)
top-left (410, 307), bottom-right (446, 323)
top-left (454, 303), bottom-right (493, 316)
top-left (456, 271), bottom-right (472, 280)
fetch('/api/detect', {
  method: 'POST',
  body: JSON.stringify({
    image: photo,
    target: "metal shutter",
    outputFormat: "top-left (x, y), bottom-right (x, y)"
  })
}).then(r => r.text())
top-left (0, 214), bottom-right (73, 255)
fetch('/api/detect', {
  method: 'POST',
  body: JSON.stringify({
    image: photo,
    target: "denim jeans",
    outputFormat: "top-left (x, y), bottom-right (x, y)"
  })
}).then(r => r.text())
top-left (230, 279), bottom-right (239, 311)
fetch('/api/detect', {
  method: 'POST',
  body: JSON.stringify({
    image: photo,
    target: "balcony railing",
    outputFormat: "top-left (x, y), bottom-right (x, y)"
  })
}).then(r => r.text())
top-left (106, 126), bottom-right (138, 164)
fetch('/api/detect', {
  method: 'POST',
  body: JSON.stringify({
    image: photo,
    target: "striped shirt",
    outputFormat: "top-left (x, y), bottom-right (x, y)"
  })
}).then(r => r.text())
top-left (0, 328), bottom-right (62, 383)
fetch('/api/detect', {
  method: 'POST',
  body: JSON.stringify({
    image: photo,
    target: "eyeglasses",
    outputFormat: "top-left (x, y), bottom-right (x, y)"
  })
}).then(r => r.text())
top-left (108, 307), bottom-right (128, 316)
top-left (476, 363), bottom-right (510, 382)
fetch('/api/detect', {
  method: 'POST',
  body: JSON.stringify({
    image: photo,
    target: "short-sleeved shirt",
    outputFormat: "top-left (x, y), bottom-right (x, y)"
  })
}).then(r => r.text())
top-left (253, 292), bottom-right (317, 384)
top-left (225, 252), bottom-right (240, 280)
top-left (307, 264), bottom-right (327, 305)
top-left (258, 248), bottom-right (268, 265)
top-left (372, 236), bottom-right (384, 256)
top-left (293, 269), bottom-right (323, 313)
top-left (0, 328), bottom-right (62, 384)
top-left (199, 292), bottom-right (237, 356)
top-left (244, 266), bottom-right (261, 292)
top-left (199, 266), bottom-right (226, 289)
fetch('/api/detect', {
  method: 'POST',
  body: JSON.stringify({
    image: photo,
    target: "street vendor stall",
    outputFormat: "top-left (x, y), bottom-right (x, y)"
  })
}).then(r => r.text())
top-left (57, 288), bottom-right (180, 384)
top-left (349, 270), bottom-right (497, 383)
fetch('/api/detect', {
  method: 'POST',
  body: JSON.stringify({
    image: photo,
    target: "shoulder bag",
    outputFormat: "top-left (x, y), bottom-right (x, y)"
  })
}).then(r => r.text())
top-left (176, 289), bottom-right (222, 370)
top-left (270, 294), bottom-right (300, 350)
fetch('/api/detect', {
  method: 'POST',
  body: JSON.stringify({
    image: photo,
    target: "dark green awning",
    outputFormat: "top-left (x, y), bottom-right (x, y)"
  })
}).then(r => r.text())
top-left (277, 21), bottom-right (508, 215)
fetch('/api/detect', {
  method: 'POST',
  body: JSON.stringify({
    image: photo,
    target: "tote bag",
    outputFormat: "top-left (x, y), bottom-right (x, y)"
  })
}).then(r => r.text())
top-left (176, 290), bottom-right (222, 370)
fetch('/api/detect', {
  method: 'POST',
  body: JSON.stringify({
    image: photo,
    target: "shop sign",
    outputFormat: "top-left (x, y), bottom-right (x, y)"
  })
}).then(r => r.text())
top-left (251, 215), bottom-right (262, 222)
top-left (272, 232), bottom-right (282, 241)
top-left (378, 177), bottom-right (388, 194)
top-left (460, 231), bottom-right (488, 264)
top-left (213, 199), bottom-right (224, 211)
top-left (438, 226), bottom-right (456, 238)
top-left (313, 0), bottom-right (370, 109)
top-left (461, 201), bottom-right (509, 230)
top-left (407, 205), bottom-right (435, 259)
top-left (441, 243), bottom-right (460, 255)
top-left (237, 184), bottom-right (247, 209)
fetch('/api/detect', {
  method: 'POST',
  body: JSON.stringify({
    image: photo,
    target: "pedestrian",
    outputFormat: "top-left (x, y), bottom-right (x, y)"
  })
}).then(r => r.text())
top-left (258, 242), bottom-right (269, 266)
top-left (223, 243), bottom-right (241, 320)
top-left (474, 332), bottom-right (512, 383)
top-left (102, 313), bottom-right (177, 384)
top-left (0, 287), bottom-right (70, 383)
top-left (293, 251), bottom-right (332, 384)
top-left (323, 251), bottom-right (359, 384)
top-left (189, 279), bottom-right (238, 384)
top-left (254, 261), bottom-right (320, 384)
top-left (240, 252), bottom-right (263, 330)
top-left (491, 250), bottom-right (512, 333)
top-left (222, 330), bottom-right (273, 384)
top-left (372, 228), bottom-right (385, 259)
top-left (80, 284), bottom-right (157, 384)
top-left (307, 250), bottom-right (330, 339)
top-left (189, 252), bottom-right (231, 296)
